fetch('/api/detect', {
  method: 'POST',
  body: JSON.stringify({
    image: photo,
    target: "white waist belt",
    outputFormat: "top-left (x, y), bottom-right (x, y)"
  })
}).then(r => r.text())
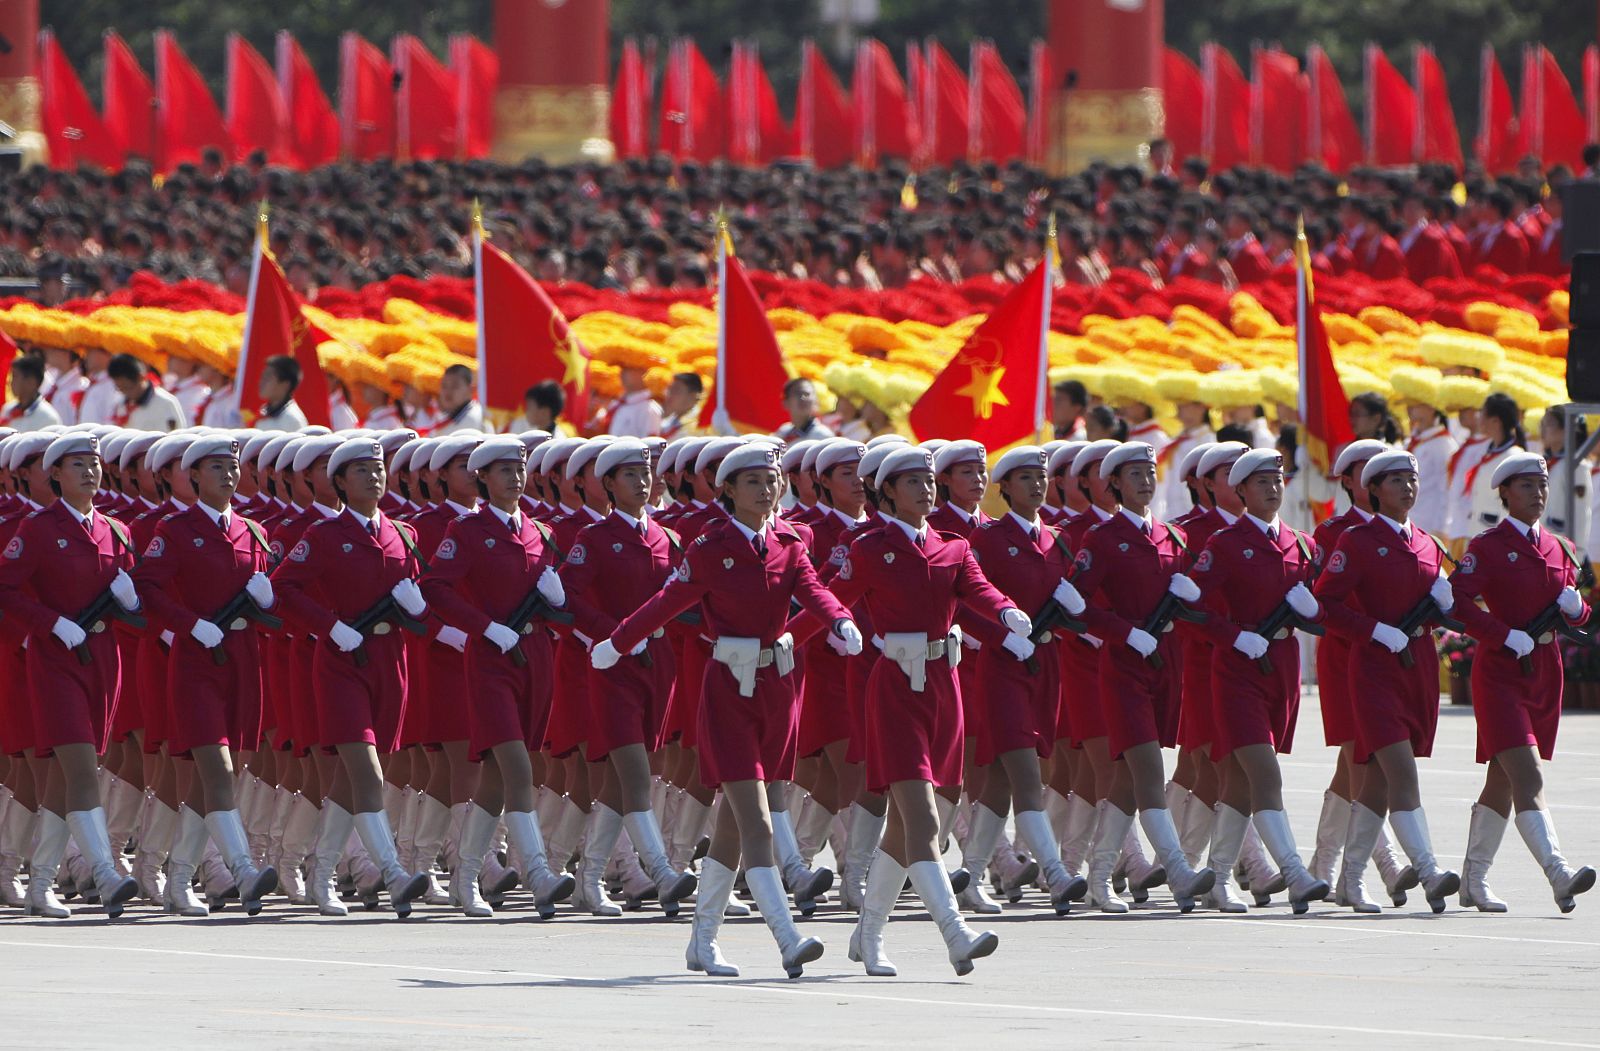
top-left (711, 634), bottom-right (795, 697)
top-left (873, 627), bottom-right (962, 692)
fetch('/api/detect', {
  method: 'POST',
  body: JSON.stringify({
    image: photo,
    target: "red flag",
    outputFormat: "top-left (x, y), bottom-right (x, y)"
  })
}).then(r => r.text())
top-left (1162, 48), bottom-right (1204, 167)
top-left (154, 31), bottom-right (230, 171)
top-left (450, 35), bottom-right (498, 160)
top-left (1026, 40), bottom-right (1052, 168)
top-left (393, 35), bottom-right (457, 161)
top-left (339, 32), bottom-right (395, 161)
top-left (659, 39), bottom-right (723, 162)
top-left (1364, 43), bottom-right (1415, 166)
top-left (1414, 45), bottom-right (1463, 167)
top-left (853, 39), bottom-right (918, 167)
top-left (969, 42), bottom-right (1025, 164)
top-left (1202, 43), bottom-right (1249, 170)
top-left (1250, 46), bottom-right (1304, 172)
top-left (0, 323), bottom-right (18, 387)
top-left (797, 39), bottom-right (853, 169)
top-left (238, 228), bottom-right (332, 428)
top-left (224, 34), bottom-right (291, 165)
top-left (1585, 45), bottom-right (1600, 145)
top-left (277, 32), bottom-right (339, 169)
top-left (610, 38), bottom-right (650, 159)
top-left (1520, 45), bottom-right (1586, 171)
top-left (1305, 44), bottom-right (1359, 173)
top-left (39, 29), bottom-right (122, 170)
top-left (102, 31), bottom-right (154, 162)
top-left (1476, 46), bottom-right (1520, 174)
top-left (919, 39), bottom-right (968, 167)
top-left (474, 221), bottom-right (591, 426)
top-left (909, 239), bottom-right (1053, 447)
top-left (727, 41), bottom-right (791, 165)
top-left (700, 232), bottom-right (789, 434)
top-left (905, 40), bottom-right (925, 162)
top-left (1294, 222), bottom-right (1353, 525)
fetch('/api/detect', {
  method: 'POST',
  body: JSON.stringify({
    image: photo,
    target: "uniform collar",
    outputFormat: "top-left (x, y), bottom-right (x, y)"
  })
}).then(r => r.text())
top-left (1378, 513), bottom-right (1412, 538)
top-left (612, 507), bottom-right (648, 533)
top-left (1506, 515), bottom-right (1541, 544)
top-left (1245, 512), bottom-right (1281, 536)
top-left (831, 505), bottom-right (867, 527)
top-left (728, 515), bottom-right (767, 546)
top-left (1119, 507), bottom-right (1153, 531)
top-left (485, 502), bottom-right (522, 531)
top-left (943, 502), bottom-right (976, 524)
top-left (1215, 507), bottom-right (1239, 525)
top-left (445, 499), bottom-right (479, 516)
top-left (196, 500), bottom-right (231, 529)
top-left (345, 505), bottom-right (381, 533)
top-left (61, 501), bottom-right (97, 531)
top-left (312, 501), bottom-right (341, 519)
top-left (886, 515), bottom-right (927, 545)
top-left (1007, 510), bottom-right (1041, 537)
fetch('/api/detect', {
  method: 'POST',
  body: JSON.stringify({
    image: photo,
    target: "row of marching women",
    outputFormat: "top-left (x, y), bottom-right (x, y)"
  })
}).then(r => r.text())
top-left (0, 419), bottom-right (1592, 981)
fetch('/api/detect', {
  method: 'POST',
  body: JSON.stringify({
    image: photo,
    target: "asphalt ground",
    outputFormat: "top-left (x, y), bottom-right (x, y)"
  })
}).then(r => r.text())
top-left (5, 689), bottom-right (1600, 1049)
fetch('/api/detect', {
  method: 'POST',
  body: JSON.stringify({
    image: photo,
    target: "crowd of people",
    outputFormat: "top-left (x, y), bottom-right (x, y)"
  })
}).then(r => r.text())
top-left (2, 146), bottom-right (1589, 307)
top-left (0, 383), bottom-right (1594, 978)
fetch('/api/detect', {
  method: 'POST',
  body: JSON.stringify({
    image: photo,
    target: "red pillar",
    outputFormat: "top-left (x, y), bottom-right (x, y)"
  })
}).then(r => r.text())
top-left (0, 0), bottom-right (45, 165)
top-left (1045, 0), bottom-right (1164, 172)
top-left (493, 0), bottom-right (612, 163)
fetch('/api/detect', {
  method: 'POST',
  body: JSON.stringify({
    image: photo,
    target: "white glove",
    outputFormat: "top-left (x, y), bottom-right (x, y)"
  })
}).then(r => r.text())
top-left (1558, 586), bottom-right (1584, 618)
top-left (484, 622), bottom-right (520, 654)
top-left (328, 621), bottom-right (363, 653)
top-left (160, 629), bottom-right (175, 647)
top-left (109, 569), bottom-right (139, 611)
top-left (1286, 582), bottom-right (1319, 619)
top-left (1428, 574), bottom-right (1454, 613)
top-left (999, 608), bottom-right (1032, 637)
top-left (245, 572), bottom-right (274, 609)
top-left (1083, 633), bottom-right (1103, 649)
top-left (1232, 631), bottom-right (1269, 660)
top-left (189, 619), bottom-right (224, 649)
top-left (536, 566), bottom-right (565, 606)
top-left (1053, 578), bottom-right (1086, 615)
top-left (390, 578), bottom-right (426, 617)
top-left (1370, 622), bottom-right (1409, 654)
top-left (1167, 573), bottom-right (1201, 603)
top-left (961, 633), bottom-right (982, 651)
top-left (628, 638), bottom-right (648, 655)
top-left (51, 616), bottom-right (86, 650)
top-left (1503, 629), bottom-right (1535, 658)
top-left (1001, 633), bottom-right (1035, 662)
top-left (436, 625), bottom-right (468, 652)
top-left (591, 639), bottom-right (621, 670)
top-left (832, 619), bottom-right (864, 656)
top-left (1125, 626), bottom-right (1158, 657)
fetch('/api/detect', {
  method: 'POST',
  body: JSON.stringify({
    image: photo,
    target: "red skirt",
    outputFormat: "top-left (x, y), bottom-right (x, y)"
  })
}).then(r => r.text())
top-left (1097, 633), bottom-right (1180, 759)
top-left (544, 635), bottom-right (591, 758)
top-left (975, 643), bottom-right (1059, 766)
top-left (423, 641), bottom-right (469, 744)
top-left (1347, 637), bottom-right (1440, 764)
top-left (27, 629), bottom-right (120, 757)
top-left (863, 654), bottom-right (963, 793)
top-left (1176, 634), bottom-right (1215, 750)
top-left (288, 635), bottom-right (319, 758)
top-left (695, 661), bottom-right (803, 788)
top-left (1315, 634), bottom-right (1357, 746)
top-left (797, 642), bottom-right (851, 757)
top-left (844, 649), bottom-right (881, 765)
top-left (0, 641), bottom-right (33, 756)
top-left (584, 633), bottom-right (675, 761)
top-left (397, 634), bottom-right (431, 749)
top-left (668, 635), bottom-right (711, 749)
top-left (109, 627), bottom-right (143, 743)
top-left (1470, 643), bottom-right (1562, 763)
top-left (466, 634), bottom-right (555, 760)
top-left (137, 634), bottom-right (171, 755)
top-left (313, 632), bottom-right (407, 753)
top-left (166, 630), bottom-right (262, 757)
top-left (1058, 634), bottom-right (1106, 747)
top-left (1209, 638), bottom-right (1299, 759)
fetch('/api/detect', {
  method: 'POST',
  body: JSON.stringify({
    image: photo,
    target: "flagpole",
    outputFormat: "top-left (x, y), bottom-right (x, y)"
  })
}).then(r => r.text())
top-left (1036, 213), bottom-right (1057, 440)
top-left (472, 199), bottom-right (488, 412)
top-left (713, 218), bottom-right (732, 435)
top-left (234, 204), bottom-right (268, 425)
top-left (1294, 215), bottom-right (1314, 528)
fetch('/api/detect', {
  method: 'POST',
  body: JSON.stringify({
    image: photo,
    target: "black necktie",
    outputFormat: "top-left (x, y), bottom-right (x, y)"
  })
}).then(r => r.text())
top-left (1267, 525), bottom-right (1278, 544)
top-left (752, 533), bottom-right (766, 558)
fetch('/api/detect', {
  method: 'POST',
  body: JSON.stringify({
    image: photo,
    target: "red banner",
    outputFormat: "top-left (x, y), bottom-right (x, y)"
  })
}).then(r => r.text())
top-left (1202, 43), bottom-right (1249, 169)
top-left (39, 29), bottom-right (122, 170)
top-left (277, 32), bottom-right (339, 169)
top-left (224, 33), bottom-right (290, 165)
top-left (1414, 45), bottom-right (1463, 167)
top-left (339, 32), bottom-right (395, 162)
top-left (474, 225), bottom-right (592, 424)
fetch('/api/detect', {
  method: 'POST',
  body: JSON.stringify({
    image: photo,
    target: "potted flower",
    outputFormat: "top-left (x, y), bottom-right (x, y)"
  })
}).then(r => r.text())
top-left (1438, 631), bottom-right (1475, 706)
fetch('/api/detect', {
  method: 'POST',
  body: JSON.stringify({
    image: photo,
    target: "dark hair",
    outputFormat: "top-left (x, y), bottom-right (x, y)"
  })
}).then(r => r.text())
top-left (782, 377), bottom-right (815, 400)
top-left (264, 355), bottom-right (302, 391)
top-left (443, 362), bottom-right (474, 385)
top-left (1054, 379), bottom-right (1087, 408)
top-left (527, 379), bottom-right (565, 417)
top-left (673, 371), bottom-right (703, 395)
top-left (1216, 423), bottom-right (1253, 445)
top-left (10, 355), bottom-right (45, 385)
top-left (1541, 406), bottom-right (1586, 453)
top-left (1483, 392), bottom-right (1526, 449)
top-left (1350, 391), bottom-right (1402, 444)
top-left (106, 353), bottom-right (147, 383)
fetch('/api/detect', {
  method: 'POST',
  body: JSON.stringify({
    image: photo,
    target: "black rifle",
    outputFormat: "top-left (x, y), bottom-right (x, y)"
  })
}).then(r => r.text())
top-left (347, 593), bottom-right (429, 668)
top-left (72, 586), bottom-right (146, 666)
top-left (1394, 589), bottom-right (1467, 669)
top-left (1518, 600), bottom-right (1598, 676)
top-left (1139, 592), bottom-right (1207, 670)
top-left (1254, 562), bottom-right (1326, 675)
top-left (501, 586), bottom-right (575, 668)
top-left (205, 589), bottom-right (284, 666)
top-left (1020, 595), bottom-right (1089, 674)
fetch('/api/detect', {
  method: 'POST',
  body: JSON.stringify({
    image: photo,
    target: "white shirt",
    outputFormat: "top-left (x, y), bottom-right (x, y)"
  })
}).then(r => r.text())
top-left (1467, 441), bottom-right (1518, 532)
top-left (196, 500), bottom-right (232, 531)
top-left (1119, 507), bottom-right (1154, 532)
top-left (1245, 512), bottom-right (1282, 538)
top-left (444, 499), bottom-right (479, 518)
top-left (1406, 423), bottom-right (1458, 538)
top-left (1378, 514), bottom-right (1414, 541)
top-left (77, 373), bottom-right (121, 425)
top-left (886, 515), bottom-right (928, 545)
top-left (1506, 515), bottom-right (1541, 543)
top-left (608, 390), bottom-right (664, 438)
top-left (202, 384), bottom-right (242, 429)
top-left (255, 399), bottom-right (309, 432)
top-left (1157, 425), bottom-right (1213, 520)
top-left (943, 503), bottom-right (977, 525)
top-left (169, 374), bottom-right (211, 423)
top-left (1006, 510), bottom-right (1041, 538)
top-left (311, 501), bottom-right (341, 520)
top-left (611, 507), bottom-right (648, 534)
top-left (1, 397), bottom-right (62, 431)
top-left (1214, 507), bottom-right (1240, 526)
top-left (345, 505), bottom-right (381, 533)
top-left (124, 384), bottom-right (187, 432)
top-left (61, 501), bottom-right (98, 532)
top-left (46, 370), bottom-right (87, 424)
top-left (830, 506), bottom-right (867, 527)
top-left (728, 515), bottom-right (769, 548)
top-left (485, 502), bottom-right (523, 533)
top-left (432, 400), bottom-right (489, 437)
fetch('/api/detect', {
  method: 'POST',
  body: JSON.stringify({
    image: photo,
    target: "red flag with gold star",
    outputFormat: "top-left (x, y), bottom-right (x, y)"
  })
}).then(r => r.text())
top-left (474, 214), bottom-right (591, 427)
top-left (235, 213), bottom-right (333, 428)
top-left (908, 239), bottom-right (1052, 447)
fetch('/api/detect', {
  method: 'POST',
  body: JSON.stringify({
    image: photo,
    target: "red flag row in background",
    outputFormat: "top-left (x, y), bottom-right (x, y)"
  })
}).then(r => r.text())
top-left (34, 31), bottom-right (1600, 175)
top-left (40, 29), bottom-right (497, 172)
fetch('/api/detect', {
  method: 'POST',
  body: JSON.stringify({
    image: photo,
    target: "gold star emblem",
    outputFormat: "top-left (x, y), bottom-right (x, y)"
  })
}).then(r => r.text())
top-left (955, 362), bottom-right (1009, 419)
